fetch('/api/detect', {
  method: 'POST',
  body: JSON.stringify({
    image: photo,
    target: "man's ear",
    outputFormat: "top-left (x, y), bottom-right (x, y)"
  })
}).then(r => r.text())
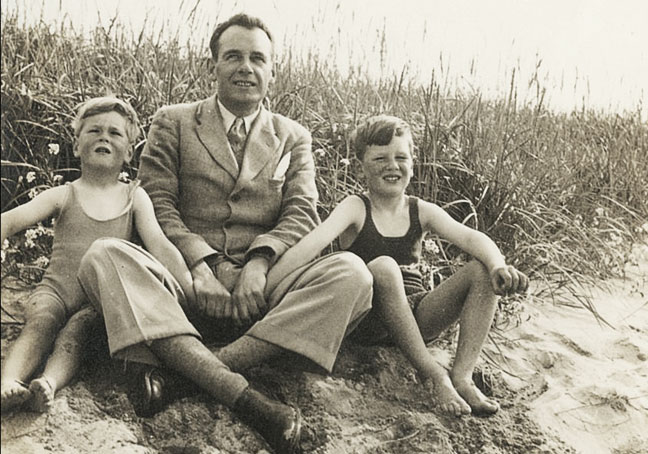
top-left (72, 142), bottom-right (80, 158)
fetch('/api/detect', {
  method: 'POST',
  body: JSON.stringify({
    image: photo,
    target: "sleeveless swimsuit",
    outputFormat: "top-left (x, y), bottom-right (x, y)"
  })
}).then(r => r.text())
top-left (26, 181), bottom-right (138, 326)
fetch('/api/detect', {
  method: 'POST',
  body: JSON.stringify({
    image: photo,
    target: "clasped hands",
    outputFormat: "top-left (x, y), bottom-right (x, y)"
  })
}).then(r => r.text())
top-left (490, 265), bottom-right (529, 296)
top-left (190, 257), bottom-right (269, 326)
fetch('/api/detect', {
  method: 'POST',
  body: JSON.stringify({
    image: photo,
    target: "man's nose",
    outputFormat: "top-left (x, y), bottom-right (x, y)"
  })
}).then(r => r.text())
top-left (237, 58), bottom-right (253, 73)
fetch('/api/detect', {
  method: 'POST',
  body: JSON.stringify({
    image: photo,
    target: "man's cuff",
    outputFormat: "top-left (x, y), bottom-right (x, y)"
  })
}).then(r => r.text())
top-left (245, 246), bottom-right (275, 264)
top-left (203, 253), bottom-right (227, 271)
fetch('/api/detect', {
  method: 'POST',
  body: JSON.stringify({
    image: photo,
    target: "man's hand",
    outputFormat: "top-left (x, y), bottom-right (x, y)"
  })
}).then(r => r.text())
top-left (191, 260), bottom-right (232, 318)
top-left (490, 265), bottom-right (529, 296)
top-left (231, 256), bottom-right (270, 326)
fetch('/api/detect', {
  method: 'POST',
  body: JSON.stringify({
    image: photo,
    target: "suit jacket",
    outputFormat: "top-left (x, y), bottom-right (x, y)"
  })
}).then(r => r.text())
top-left (138, 95), bottom-right (319, 267)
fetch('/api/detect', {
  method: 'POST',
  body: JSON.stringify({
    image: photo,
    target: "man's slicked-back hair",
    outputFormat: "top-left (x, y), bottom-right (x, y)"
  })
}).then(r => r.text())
top-left (351, 115), bottom-right (413, 161)
top-left (209, 13), bottom-right (274, 61)
top-left (72, 96), bottom-right (140, 144)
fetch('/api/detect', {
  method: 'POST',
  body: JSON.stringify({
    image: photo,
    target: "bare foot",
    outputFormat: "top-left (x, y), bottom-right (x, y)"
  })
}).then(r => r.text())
top-left (29, 377), bottom-right (56, 413)
top-left (423, 375), bottom-right (471, 417)
top-left (1, 380), bottom-right (31, 412)
top-left (452, 379), bottom-right (499, 416)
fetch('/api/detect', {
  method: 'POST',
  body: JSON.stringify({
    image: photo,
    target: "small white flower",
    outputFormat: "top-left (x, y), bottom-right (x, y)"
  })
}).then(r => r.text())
top-left (314, 148), bottom-right (326, 157)
top-left (340, 158), bottom-right (351, 166)
top-left (53, 175), bottom-right (63, 184)
top-left (28, 188), bottom-right (38, 199)
top-left (26, 171), bottom-right (36, 183)
top-left (34, 256), bottom-right (50, 268)
top-left (1, 249), bottom-right (5, 263)
top-left (594, 207), bottom-right (605, 217)
top-left (118, 171), bottom-right (130, 182)
top-left (48, 143), bottom-right (60, 155)
top-left (2, 239), bottom-right (8, 250)
top-left (424, 239), bottom-right (440, 254)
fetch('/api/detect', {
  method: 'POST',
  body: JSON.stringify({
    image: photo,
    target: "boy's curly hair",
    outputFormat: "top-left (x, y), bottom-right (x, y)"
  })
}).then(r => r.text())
top-left (72, 96), bottom-right (140, 144)
top-left (351, 115), bottom-right (413, 161)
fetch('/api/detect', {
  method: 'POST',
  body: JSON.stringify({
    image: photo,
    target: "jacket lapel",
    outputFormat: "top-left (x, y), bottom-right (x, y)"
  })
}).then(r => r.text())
top-left (236, 107), bottom-right (280, 187)
top-left (195, 96), bottom-right (239, 180)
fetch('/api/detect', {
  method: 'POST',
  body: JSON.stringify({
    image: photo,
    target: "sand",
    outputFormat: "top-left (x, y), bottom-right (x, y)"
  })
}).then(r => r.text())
top-left (1, 242), bottom-right (646, 453)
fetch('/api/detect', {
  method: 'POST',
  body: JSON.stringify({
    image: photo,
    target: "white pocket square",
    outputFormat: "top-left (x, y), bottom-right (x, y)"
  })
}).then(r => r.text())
top-left (273, 152), bottom-right (291, 179)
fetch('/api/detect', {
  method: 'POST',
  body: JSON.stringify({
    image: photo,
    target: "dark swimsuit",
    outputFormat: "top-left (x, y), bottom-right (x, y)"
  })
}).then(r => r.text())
top-left (346, 194), bottom-right (430, 343)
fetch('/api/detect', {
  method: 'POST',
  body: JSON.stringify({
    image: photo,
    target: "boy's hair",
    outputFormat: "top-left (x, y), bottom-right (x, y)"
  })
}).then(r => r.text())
top-left (209, 13), bottom-right (274, 61)
top-left (351, 115), bottom-right (414, 161)
top-left (72, 97), bottom-right (140, 144)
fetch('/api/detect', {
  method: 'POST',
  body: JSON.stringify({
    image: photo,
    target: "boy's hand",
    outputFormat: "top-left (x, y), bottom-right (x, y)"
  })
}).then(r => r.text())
top-left (490, 265), bottom-right (529, 295)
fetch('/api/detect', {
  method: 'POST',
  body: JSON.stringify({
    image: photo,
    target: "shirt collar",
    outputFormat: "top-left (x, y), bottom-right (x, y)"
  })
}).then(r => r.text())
top-left (217, 99), bottom-right (260, 133)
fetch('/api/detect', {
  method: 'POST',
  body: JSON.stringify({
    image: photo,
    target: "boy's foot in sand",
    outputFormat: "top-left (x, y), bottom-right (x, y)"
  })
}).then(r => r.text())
top-left (452, 379), bottom-right (499, 416)
top-left (1, 380), bottom-right (31, 412)
top-left (29, 377), bottom-right (56, 413)
top-left (423, 375), bottom-right (471, 417)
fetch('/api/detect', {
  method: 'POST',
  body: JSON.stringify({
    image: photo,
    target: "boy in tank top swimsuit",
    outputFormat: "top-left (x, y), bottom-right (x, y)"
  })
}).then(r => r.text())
top-left (268, 115), bottom-right (529, 417)
top-left (1, 97), bottom-right (195, 413)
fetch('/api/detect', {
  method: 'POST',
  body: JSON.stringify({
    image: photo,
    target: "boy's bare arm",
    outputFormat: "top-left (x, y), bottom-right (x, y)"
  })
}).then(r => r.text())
top-left (419, 200), bottom-right (528, 294)
top-left (266, 195), bottom-right (364, 296)
top-left (1, 186), bottom-right (66, 244)
top-left (132, 188), bottom-right (196, 304)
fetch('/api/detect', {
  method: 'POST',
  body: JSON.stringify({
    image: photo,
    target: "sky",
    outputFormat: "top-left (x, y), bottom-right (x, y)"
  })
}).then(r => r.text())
top-left (4, 0), bottom-right (647, 118)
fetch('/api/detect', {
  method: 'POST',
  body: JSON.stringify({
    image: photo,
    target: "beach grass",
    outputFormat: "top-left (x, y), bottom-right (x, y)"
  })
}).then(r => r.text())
top-left (1, 7), bottom-right (646, 324)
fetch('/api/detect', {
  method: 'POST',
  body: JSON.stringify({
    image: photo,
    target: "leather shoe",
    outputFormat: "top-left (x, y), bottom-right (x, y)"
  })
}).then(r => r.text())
top-left (234, 387), bottom-right (302, 454)
top-left (135, 367), bottom-right (166, 417)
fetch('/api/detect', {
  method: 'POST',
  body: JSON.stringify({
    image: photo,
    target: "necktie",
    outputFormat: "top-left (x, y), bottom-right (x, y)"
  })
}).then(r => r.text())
top-left (227, 117), bottom-right (246, 167)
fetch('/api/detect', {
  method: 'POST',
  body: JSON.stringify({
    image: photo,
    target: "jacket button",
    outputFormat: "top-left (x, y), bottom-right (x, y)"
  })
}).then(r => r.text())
top-left (230, 193), bottom-right (240, 202)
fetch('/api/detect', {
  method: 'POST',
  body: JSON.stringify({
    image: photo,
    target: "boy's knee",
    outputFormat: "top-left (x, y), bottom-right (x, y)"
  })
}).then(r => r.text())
top-left (367, 256), bottom-right (400, 279)
top-left (466, 260), bottom-right (495, 291)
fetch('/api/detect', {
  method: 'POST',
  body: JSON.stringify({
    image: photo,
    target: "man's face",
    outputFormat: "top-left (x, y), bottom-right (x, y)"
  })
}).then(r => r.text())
top-left (215, 25), bottom-right (274, 116)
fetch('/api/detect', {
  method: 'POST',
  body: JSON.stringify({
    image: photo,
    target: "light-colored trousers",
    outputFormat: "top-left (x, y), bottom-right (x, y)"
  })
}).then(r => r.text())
top-left (77, 238), bottom-right (373, 371)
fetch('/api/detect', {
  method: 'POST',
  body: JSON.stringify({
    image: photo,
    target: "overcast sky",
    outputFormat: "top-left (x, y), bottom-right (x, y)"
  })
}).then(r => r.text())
top-left (4, 0), bottom-right (647, 118)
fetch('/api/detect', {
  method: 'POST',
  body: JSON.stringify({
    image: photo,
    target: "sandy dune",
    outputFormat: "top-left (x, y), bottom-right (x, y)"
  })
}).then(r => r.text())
top-left (1, 242), bottom-right (646, 453)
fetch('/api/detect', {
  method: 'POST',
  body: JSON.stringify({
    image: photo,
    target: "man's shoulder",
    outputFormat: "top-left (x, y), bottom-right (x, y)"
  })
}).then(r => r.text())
top-left (158, 99), bottom-right (206, 115)
top-left (267, 110), bottom-right (310, 138)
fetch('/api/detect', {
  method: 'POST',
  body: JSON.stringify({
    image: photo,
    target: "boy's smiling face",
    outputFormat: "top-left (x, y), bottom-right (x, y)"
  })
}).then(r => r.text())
top-left (361, 134), bottom-right (413, 197)
top-left (74, 111), bottom-right (132, 170)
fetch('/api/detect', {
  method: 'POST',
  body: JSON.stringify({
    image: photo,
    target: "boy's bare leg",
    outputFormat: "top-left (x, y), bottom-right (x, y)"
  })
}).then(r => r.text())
top-left (415, 260), bottom-right (500, 415)
top-left (368, 256), bottom-right (470, 416)
top-left (29, 306), bottom-right (99, 412)
top-left (1, 315), bottom-right (59, 412)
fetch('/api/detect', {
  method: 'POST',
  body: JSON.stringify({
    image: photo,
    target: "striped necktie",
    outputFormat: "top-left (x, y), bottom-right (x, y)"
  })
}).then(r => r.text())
top-left (227, 117), bottom-right (246, 167)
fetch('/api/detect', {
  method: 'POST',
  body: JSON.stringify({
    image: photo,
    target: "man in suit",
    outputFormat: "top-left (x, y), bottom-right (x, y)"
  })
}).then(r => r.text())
top-left (78, 13), bottom-right (372, 454)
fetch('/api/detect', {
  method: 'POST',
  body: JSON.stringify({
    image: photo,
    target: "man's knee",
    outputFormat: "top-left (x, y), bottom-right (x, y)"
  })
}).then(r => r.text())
top-left (80, 237), bottom-right (125, 269)
top-left (329, 252), bottom-right (373, 289)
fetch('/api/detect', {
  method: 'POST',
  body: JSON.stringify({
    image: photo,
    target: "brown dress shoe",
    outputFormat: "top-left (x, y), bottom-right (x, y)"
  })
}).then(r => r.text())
top-left (233, 387), bottom-right (302, 454)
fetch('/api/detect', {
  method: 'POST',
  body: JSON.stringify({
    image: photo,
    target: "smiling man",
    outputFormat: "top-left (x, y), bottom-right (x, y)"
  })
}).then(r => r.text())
top-left (76, 13), bottom-right (372, 454)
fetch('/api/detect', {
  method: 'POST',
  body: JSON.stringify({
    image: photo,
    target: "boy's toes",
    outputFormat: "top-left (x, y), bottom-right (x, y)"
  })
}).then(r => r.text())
top-left (454, 381), bottom-right (500, 417)
top-left (29, 377), bottom-right (55, 413)
top-left (472, 397), bottom-right (499, 416)
top-left (1, 380), bottom-right (32, 413)
top-left (441, 402), bottom-right (470, 417)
